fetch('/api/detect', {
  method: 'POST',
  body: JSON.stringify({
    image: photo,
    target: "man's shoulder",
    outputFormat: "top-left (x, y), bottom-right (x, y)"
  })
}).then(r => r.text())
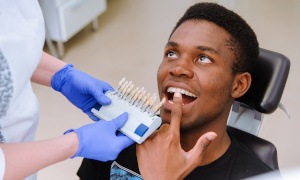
top-left (227, 127), bottom-right (274, 171)
top-left (235, 140), bottom-right (273, 170)
top-left (230, 135), bottom-right (274, 179)
top-left (185, 135), bottom-right (273, 180)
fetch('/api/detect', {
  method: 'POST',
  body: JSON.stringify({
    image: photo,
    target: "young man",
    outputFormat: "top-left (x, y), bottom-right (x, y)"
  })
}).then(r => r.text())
top-left (77, 2), bottom-right (274, 180)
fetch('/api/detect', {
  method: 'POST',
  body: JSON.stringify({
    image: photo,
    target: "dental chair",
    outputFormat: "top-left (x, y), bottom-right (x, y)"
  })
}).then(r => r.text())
top-left (227, 48), bottom-right (290, 170)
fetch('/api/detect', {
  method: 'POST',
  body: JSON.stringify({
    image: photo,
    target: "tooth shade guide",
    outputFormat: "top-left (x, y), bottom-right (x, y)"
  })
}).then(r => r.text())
top-left (122, 81), bottom-right (132, 94)
top-left (130, 87), bottom-right (140, 98)
top-left (130, 87), bottom-right (141, 103)
top-left (118, 81), bottom-right (128, 96)
top-left (117, 77), bottom-right (126, 91)
top-left (152, 97), bottom-right (166, 116)
top-left (132, 87), bottom-right (144, 104)
top-left (140, 93), bottom-right (151, 108)
top-left (123, 84), bottom-right (134, 99)
top-left (135, 90), bottom-right (146, 106)
top-left (120, 81), bottom-right (128, 91)
top-left (93, 78), bottom-right (165, 143)
top-left (119, 81), bottom-right (132, 98)
top-left (149, 94), bottom-right (157, 106)
top-left (115, 78), bottom-right (165, 115)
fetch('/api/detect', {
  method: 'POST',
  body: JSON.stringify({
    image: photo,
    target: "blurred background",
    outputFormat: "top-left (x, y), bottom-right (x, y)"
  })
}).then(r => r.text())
top-left (34, 0), bottom-right (300, 179)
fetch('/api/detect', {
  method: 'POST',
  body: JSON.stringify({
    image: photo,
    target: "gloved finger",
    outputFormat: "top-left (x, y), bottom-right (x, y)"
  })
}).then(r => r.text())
top-left (86, 111), bottom-right (100, 121)
top-left (88, 88), bottom-right (111, 105)
top-left (92, 91), bottom-right (112, 106)
top-left (92, 82), bottom-right (114, 105)
top-left (110, 112), bottom-right (129, 130)
top-left (117, 135), bottom-right (135, 148)
top-left (116, 131), bottom-right (127, 137)
top-left (101, 82), bottom-right (114, 92)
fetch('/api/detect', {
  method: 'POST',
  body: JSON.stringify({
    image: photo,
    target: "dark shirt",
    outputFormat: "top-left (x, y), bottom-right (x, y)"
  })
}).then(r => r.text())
top-left (77, 130), bottom-right (273, 180)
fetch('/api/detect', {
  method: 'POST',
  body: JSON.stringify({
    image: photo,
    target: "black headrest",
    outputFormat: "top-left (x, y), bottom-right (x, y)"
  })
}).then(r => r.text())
top-left (236, 48), bottom-right (290, 114)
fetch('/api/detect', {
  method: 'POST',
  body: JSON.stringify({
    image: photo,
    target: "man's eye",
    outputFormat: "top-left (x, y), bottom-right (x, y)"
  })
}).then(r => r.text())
top-left (197, 55), bottom-right (212, 64)
top-left (166, 51), bottom-right (178, 58)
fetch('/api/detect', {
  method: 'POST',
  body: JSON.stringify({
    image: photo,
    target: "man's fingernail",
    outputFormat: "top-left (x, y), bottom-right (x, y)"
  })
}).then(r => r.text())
top-left (174, 92), bottom-right (181, 98)
top-left (207, 134), bottom-right (217, 141)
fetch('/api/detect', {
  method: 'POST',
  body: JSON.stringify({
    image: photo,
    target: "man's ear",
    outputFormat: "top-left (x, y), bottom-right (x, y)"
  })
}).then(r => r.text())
top-left (231, 72), bottom-right (251, 98)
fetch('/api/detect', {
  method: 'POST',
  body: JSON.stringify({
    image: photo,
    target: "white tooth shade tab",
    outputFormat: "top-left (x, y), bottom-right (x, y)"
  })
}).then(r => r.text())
top-left (167, 87), bottom-right (197, 98)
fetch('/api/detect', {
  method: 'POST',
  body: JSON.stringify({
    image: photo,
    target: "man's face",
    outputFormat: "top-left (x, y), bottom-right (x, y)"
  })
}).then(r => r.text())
top-left (157, 20), bottom-right (237, 131)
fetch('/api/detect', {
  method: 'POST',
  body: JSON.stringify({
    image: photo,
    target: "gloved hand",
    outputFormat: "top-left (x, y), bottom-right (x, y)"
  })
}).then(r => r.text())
top-left (51, 64), bottom-right (113, 121)
top-left (65, 112), bottom-right (134, 161)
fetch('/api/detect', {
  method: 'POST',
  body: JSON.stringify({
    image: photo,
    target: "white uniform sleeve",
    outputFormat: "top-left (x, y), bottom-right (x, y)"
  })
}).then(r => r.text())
top-left (0, 148), bottom-right (5, 180)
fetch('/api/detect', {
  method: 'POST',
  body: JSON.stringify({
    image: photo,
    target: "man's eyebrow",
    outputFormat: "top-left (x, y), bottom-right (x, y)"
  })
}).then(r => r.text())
top-left (197, 46), bottom-right (220, 55)
top-left (165, 41), bottom-right (178, 47)
top-left (166, 41), bottom-right (219, 55)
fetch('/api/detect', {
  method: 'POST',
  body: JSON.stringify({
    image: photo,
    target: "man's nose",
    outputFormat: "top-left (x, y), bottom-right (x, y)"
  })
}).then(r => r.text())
top-left (168, 59), bottom-right (194, 78)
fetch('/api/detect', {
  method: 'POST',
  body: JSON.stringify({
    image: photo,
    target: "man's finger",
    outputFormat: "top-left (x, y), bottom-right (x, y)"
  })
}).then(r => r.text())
top-left (197, 132), bottom-right (217, 150)
top-left (188, 132), bottom-right (217, 163)
top-left (170, 92), bottom-right (183, 134)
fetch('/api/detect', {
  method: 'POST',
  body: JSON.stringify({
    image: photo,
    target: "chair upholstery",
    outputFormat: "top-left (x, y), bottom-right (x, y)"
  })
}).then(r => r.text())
top-left (236, 48), bottom-right (290, 113)
top-left (227, 48), bottom-right (290, 170)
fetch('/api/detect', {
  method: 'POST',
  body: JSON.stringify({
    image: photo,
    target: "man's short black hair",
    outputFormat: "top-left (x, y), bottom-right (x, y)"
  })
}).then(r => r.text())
top-left (170, 2), bottom-right (259, 74)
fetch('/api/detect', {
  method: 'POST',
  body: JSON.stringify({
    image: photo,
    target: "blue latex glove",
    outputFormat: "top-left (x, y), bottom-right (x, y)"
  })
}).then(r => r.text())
top-left (51, 64), bottom-right (113, 121)
top-left (65, 112), bottom-right (134, 161)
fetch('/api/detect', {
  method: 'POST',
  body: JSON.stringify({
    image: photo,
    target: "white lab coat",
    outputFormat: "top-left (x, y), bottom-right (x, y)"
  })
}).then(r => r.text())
top-left (0, 0), bottom-right (45, 179)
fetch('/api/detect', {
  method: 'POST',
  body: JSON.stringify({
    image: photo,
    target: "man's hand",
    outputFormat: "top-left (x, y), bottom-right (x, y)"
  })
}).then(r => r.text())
top-left (136, 92), bottom-right (217, 180)
top-left (51, 64), bottom-right (114, 121)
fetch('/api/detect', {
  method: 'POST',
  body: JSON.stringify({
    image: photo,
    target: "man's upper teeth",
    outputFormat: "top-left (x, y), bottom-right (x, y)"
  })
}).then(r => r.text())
top-left (167, 87), bottom-right (197, 98)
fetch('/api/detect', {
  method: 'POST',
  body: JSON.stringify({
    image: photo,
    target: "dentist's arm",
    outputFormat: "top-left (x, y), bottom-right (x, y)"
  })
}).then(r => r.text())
top-left (1, 113), bottom-right (133, 180)
top-left (1, 132), bottom-right (78, 180)
top-left (31, 52), bottom-right (113, 121)
top-left (31, 52), bottom-right (66, 87)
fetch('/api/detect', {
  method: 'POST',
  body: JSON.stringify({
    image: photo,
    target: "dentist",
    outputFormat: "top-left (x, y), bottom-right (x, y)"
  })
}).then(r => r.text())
top-left (0, 1), bottom-right (133, 179)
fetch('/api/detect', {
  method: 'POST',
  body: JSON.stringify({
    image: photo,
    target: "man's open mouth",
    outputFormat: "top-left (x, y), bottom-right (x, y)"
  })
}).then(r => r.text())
top-left (166, 87), bottom-right (197, 105)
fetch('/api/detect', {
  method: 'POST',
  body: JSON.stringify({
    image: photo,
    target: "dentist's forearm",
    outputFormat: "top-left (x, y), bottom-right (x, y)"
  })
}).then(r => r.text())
top-left (1, 132), bottom-right (78, 180)
top-left (31, 51), bottom-right (67, 87)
